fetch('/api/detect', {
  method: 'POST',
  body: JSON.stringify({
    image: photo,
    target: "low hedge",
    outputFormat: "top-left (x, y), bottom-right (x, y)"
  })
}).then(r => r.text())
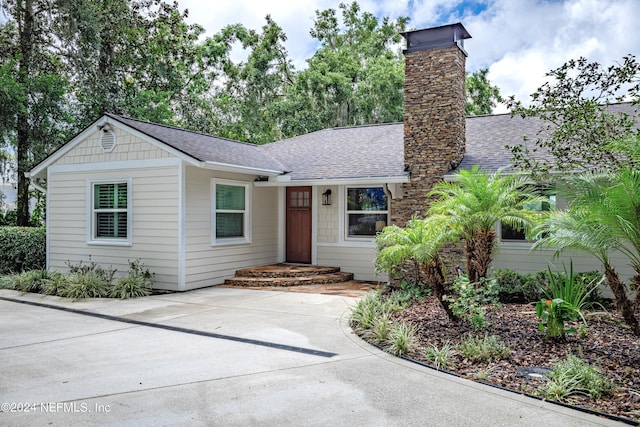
top-left (0, 227), bottom-right (46, 274)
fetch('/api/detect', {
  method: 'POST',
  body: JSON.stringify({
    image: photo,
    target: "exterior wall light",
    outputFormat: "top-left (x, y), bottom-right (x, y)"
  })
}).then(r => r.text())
top-left (322, 189), bottom-right (332, 206)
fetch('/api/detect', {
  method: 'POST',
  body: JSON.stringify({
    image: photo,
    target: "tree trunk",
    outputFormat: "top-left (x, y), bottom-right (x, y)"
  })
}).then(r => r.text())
top-left (605, 265), bottom-right (640, 336)
top-left (419, 257), bottom-right (458, 323)
top-left (464, 237), bottom-right (476, 283)
top-left (471, 229), bottom-right (495, 283)
top-left (16, 0), bottom-right (34, 226)
top-left (631, 274), bottom-right (640, 310)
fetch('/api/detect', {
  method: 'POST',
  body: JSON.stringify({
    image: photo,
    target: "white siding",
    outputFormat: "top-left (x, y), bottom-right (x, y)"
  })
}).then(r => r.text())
top-left (316, 185), bottom-right (338, 244)
top-left (183, 166), bottom-right (279, 289)
top-left (317, 244), bottom-right (388, 282)
top-left (493, 243), bottom-right (636, 299)
top-left (46, 129), bottom-right (181, 290)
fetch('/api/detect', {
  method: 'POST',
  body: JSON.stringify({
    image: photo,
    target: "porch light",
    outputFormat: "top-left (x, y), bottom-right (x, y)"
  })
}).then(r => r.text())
top-left (322, 189), bottom-right (332, 206)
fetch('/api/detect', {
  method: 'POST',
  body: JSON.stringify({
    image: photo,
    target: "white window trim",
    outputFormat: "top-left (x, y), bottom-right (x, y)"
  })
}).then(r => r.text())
top-left (343, 185), bottom-right (389, 242)
top-left (86, 177), bottom-right (133, 247)
top-left (211, 178), bottom-right (252, 246)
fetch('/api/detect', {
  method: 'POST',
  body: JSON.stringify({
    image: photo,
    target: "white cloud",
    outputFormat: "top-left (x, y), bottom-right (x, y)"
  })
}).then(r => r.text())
top-left (177, 0), bottom-right (640, 106)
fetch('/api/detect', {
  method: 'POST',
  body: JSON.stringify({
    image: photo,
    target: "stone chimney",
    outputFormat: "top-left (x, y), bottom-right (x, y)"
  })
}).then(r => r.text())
top-left (391, 23), bottom-right (471, 226)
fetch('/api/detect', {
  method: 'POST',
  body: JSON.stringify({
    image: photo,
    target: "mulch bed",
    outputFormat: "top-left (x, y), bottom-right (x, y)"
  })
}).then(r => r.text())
top-left (387, 297), bottom-right (640, 423)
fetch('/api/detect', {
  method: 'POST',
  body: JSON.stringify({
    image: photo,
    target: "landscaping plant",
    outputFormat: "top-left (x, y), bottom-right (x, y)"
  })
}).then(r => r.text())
top-left (535, 262), bottom-right (603, 339)
top-left (424, 341), bottom-right (455, 370)
top-left (540, 355), bottom-right (612, 401)
top-left (457, 334), bottom-right (510, 362)
top-left (444, 273), bottom-right (500, 329)
top-left (109, 259), bottom-right (154, 299)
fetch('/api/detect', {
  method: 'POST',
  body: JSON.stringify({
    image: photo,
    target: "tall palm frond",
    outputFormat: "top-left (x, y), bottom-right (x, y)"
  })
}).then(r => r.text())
top-left (427, 166), bottom-right (547, 282)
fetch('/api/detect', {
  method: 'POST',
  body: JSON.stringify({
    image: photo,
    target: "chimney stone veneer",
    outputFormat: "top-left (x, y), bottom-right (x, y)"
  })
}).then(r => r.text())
top-left (391, 23), bottom-right (471, 227)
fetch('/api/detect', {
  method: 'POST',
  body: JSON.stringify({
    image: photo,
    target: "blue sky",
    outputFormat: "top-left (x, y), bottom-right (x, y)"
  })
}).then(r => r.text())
top-left (179, 0), bottom-right (640, 111)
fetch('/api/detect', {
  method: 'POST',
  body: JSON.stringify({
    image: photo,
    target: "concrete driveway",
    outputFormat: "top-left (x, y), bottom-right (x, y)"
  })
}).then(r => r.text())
top-left (0, 287), bottom-right (625, 426)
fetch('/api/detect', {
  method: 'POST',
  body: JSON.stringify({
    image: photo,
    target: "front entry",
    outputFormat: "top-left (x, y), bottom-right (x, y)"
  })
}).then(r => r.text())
top-left (286, 186), bottom-right (312, 263)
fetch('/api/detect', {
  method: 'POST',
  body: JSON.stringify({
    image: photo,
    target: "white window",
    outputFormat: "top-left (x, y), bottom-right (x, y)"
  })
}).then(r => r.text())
top-left (346, 187), bottom-right (388, 238)
top-left (211, 179), bottom-right (251, 245)
top-left (87, 178), bottom-right (132, 246)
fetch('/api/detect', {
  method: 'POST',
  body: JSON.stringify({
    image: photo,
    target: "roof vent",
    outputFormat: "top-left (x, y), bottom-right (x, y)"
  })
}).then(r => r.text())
top-left (99, 126), bottom-right (116, 152)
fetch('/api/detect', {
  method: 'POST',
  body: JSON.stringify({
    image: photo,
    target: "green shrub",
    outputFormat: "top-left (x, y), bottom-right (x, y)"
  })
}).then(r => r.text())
top-left (109, 259), bottom-right (154, 299)
top-left (540, 355), bottom-right (612, 401)
top-left (351, 290), bottom-right (384, 331)
top-left (387, 321), bottom-right (417, 356)
top-left (62, 272), bottom-right (110, 300)
top-left (1, 270), bottom-right (49, 293)
top-left (425, 341), bottom-right (455, 370)
top-left (65, 260), bottom-right (117, 283)
top-left (457, 334), bottom-right (510, 362)
top-left (42, 272), bottom-right (69, 296)
top-left (444, 274), bottom-right (500, 329)
top-left (0, 227), bottom-right (46, 274)
top-left (535, 262), bottom-right (604, 339)
top-left (493, 269), bottom-right (546, 303)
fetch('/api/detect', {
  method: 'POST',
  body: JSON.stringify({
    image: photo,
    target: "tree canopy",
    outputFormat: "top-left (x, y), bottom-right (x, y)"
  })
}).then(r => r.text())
top-left (507, 55), bottom-right (640, 178)
top-left (0, 0), bottom-right (503, 224)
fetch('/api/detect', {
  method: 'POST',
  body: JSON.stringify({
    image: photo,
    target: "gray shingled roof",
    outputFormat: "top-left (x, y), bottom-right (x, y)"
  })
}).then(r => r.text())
top-left (107, 114), bottom-right (286, 173)
top-left (459, 102), bottom-right (639, 174)
top-left (104, 103), bottom-right (638, 181)
top-left (262, 123), bottom-right (406, 180)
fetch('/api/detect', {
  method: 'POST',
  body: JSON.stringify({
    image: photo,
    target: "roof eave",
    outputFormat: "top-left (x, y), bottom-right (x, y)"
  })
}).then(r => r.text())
top-left (254, 174), bottom-right (410, 187)
top-left (202, 161), bottom-right (284, 177)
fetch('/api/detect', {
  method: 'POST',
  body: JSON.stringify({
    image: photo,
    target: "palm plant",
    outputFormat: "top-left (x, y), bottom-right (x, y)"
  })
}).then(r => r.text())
top-left (375, 215), bottom-right (457, 321)
top-left (427, 166), bottom-right (545, 283)
top-left (533, 171), bottom-right (640, 336)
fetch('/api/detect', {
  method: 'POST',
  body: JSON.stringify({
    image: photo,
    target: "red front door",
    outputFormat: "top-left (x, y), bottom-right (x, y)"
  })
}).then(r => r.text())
top-left (286, 186), bottom-right (312, 263)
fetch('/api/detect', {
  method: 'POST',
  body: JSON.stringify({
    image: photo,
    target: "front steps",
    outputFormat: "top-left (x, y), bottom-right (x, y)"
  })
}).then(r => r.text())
top-left (223, 263), bottom-right (355, 287)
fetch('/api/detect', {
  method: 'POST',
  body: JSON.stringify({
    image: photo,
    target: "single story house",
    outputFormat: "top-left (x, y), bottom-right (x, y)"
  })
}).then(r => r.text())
top-left (27, 23), bottom-right (639, 291)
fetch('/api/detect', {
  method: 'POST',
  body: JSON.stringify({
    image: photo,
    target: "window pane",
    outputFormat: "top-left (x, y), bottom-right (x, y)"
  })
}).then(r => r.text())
top-left (95, 184), bottom-right (114, 209)
top-left (96, 212), bottom-right (114, 237)
top-left (289, 190), bottom-right (309, 207)
top-left (216, 213), bottom-right (244, 238)
top-left (94, 183), bottom-right (127, 209)
top-left (116, 184), bottom-right (127, 208)
top-left (96, 212), bottom-right (128, 238)
top-left (347, 188), bottom-right (387, 211)
top-left (348, 214), bottom-right (387, 236)
top-left (216, 185), bottom-right (245, 210)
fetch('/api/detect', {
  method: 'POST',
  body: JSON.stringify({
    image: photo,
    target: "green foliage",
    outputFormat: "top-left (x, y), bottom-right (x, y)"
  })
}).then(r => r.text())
top-left (0, 227), bottom-right (46, 274)
top-left (1, 269), bottom-right (49, 293)
top-left (465, 68), bottom-right (502, 116)
top-left (62, 272), bottom-right (110, 300)
top-left (350, 290), bottom-right (390, 331)
top-left (427, 166), bottom-right (546, 283)
top-left (535, 262), bottom-right (603, 339)
top-left (540, 355), bottom-right (612, 401)
top-left (387, 321), bottom-right (417, 357)
top-left (41, 272), bottom-right (68, 296)
top-left (457, 334), bottom-right (510, 362)
top-left (65, 260), bottom-right (117, 284)
top-left (109, 259), bottom-right (154, 299)
top-left (507, 55), bottom-right (640, 178)
top-left (445, 274), bottom-right (500, 330)
top-left (492, 269), bottom-right (547, 303)
top-left (425, 341), bottom-right (455, 370)
top-left (371, 312), bottom-right (392, 343)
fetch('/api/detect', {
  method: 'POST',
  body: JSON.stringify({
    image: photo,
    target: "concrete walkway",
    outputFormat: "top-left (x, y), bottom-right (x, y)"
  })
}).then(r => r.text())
top-left (0, 287), bottom-right (626, 426)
